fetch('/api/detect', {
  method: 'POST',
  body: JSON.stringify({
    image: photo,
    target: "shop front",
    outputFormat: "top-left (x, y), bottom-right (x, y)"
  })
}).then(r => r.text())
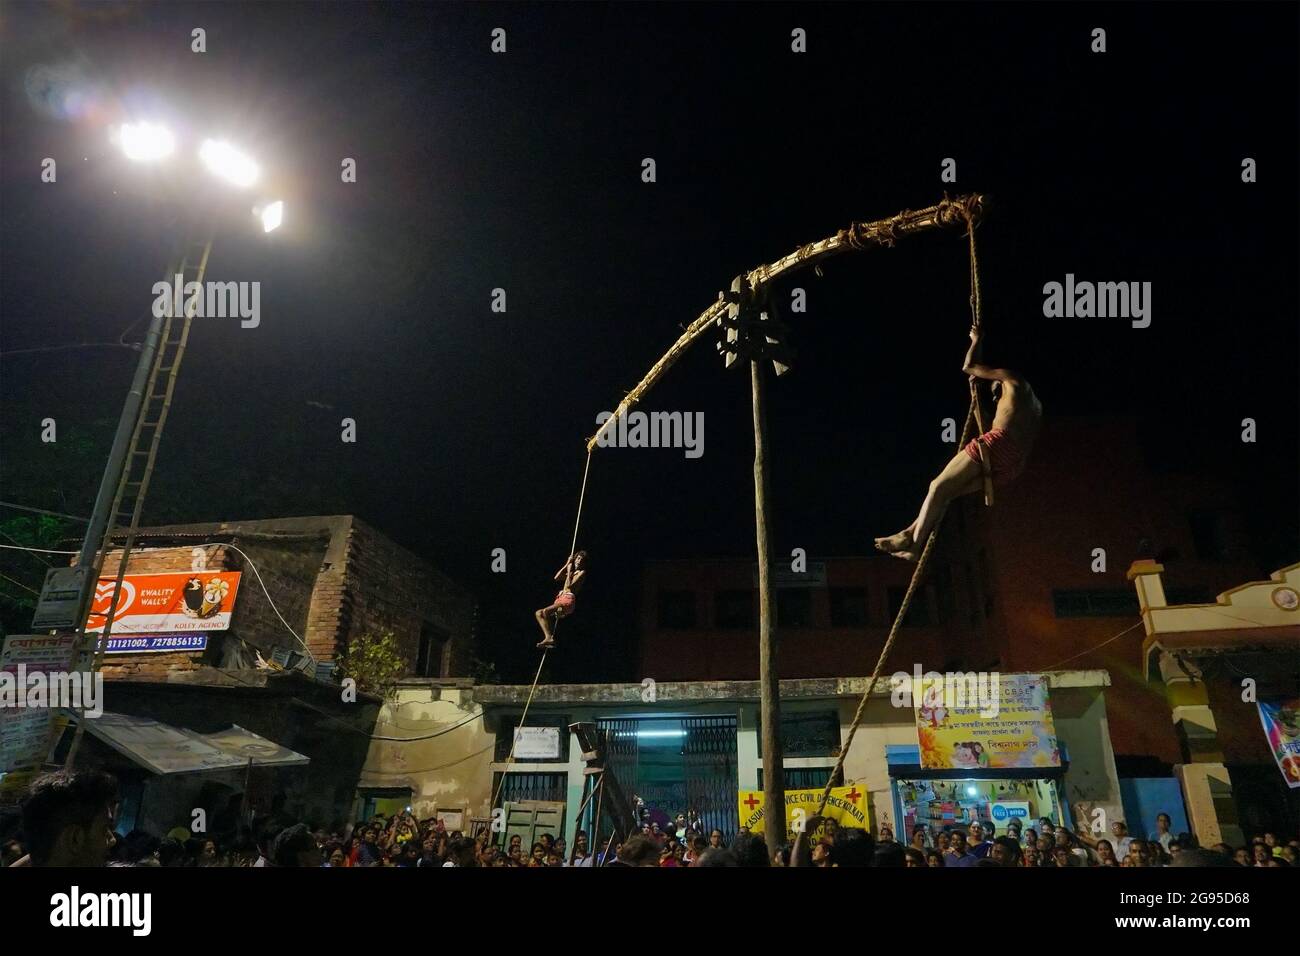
top-left (888, 756), bottom-right (1067, 838)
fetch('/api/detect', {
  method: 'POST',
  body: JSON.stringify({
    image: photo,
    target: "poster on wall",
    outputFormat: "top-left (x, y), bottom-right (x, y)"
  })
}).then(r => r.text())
top-left (84, 571), bottom-right (242, 634)
top-left (0, 634), bottom-right (78, 790)
top-left (512, 726), bottom-right (560, 759)
top-left (913, 672), bottom-right (1060, 770)
top-left (1258, 699), bottom-right (1300, 790)
top-left (738, 785), bottom-right (869, 841)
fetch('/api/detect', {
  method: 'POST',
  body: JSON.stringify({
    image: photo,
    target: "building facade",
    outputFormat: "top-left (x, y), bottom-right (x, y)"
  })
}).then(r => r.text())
top-left (62, 514), bottom-right (477, 829)
top-left (361, 670), bottom-right (1122, 854)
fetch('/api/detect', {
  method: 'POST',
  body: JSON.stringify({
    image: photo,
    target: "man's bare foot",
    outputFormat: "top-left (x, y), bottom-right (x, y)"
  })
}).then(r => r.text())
top-left (537, 639), bottom-right (555, 650)
top-left (893, 551), bottom-right (919, 563)
top-left (874, 529), bottom-right (913, 554)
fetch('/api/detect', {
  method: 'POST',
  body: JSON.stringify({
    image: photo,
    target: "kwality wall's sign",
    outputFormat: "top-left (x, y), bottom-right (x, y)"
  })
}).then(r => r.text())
top-left (85, 572), bottom-right (241, 634)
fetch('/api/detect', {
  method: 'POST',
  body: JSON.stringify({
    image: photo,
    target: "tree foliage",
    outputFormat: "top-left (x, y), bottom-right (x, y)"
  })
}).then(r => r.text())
top-left (335, 629), bottom-right (408, 700)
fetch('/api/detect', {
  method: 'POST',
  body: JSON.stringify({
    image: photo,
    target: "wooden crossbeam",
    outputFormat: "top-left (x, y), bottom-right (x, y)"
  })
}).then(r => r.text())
top-left (586, 193), bottom-right (985, 451)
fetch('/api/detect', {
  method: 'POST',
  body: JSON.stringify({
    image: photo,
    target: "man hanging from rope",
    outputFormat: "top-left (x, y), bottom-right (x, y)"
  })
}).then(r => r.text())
top-left (875, 326), bottom-right (1041, 561)
top-left (534, 551), bottom-right (588, 649)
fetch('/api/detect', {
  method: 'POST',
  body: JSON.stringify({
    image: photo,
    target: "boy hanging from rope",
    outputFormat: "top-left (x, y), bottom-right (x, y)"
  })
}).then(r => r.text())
top-left (875, 326), bottom-right (1041, 562)
top-left (534, 551), bottom-right (588, 649)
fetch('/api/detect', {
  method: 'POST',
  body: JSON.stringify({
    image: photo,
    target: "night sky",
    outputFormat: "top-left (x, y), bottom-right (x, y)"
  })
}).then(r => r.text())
top-left (2, 3), bottom-right (1296, 683)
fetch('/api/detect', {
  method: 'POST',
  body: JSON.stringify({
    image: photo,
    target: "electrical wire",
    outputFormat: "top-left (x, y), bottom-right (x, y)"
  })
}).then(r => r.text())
top-left (0, 543), bottom-right (77, 555)
top-left (2, 539), bottom-right (314, 660)
top-left (1035, 620), bottom-right (1145, 671)
top-left (0, 501), bottom-right (90, 522)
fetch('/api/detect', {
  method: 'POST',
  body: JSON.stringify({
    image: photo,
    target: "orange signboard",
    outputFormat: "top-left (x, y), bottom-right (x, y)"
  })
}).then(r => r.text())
top-left (85, 571), bottom-right (241, 634)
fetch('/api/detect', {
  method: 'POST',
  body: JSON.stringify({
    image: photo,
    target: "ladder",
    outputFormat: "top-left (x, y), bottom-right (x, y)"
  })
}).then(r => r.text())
top-left (65, 237), bottom-right (213, 761)
top-left (569, 721), bottom-right (638, 857)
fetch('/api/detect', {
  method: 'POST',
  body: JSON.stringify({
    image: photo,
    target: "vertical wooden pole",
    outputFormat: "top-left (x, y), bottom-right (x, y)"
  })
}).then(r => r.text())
top-left (751, 357), bottom-right (784, 856)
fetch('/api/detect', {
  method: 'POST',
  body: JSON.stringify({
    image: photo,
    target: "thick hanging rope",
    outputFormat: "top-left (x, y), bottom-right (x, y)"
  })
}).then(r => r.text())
top-left (964, 209), bottom-right (994, 507)
top-left (803, 204), bottom-right (990, 834)
top-left (805, 394), bottom-right (980, 827)
top-left (490, 448), bottom-right (595, 818)
top-left (489, 651), bottom-right (549, 813)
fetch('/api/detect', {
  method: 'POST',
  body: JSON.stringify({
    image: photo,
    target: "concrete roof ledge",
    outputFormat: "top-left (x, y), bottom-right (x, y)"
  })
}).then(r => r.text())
top-left (472, 670), bottom-right (1110, 706)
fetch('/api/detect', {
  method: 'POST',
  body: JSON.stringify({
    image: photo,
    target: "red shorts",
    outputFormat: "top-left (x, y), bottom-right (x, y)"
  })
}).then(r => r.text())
top-left (963, 427), bottom-right (1026, 487)
top-left (553, 590), bottom-right (576, 616)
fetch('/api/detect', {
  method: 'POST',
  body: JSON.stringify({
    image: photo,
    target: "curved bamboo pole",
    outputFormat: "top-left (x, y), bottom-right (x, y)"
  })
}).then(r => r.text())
top-left (586, 193), bottom-right (986, 451)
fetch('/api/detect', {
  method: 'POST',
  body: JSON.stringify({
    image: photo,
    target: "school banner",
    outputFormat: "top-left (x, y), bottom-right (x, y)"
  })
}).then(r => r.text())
top-left (84, 571), bottom-right (242, 634)
top-left (1258, 699), bottom-right (1300, 789)
top-left (738, 786), bottom-right (869, 841)
top-left (914, 672), bottom-right (1060, 769)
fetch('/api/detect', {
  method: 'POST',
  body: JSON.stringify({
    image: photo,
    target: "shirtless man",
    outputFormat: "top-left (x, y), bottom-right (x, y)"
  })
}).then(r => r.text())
top-left (534, 551), bottom-right (587, 649)
top-left (875, 327), bottom-right (1041, 561)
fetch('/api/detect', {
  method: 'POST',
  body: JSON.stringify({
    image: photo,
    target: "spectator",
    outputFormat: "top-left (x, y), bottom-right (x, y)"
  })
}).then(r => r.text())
top-left (613, 833), bottom-right (659, 867)
top-left (1036, 833), bottom-right (1055, 860)
top-left (874, 842), bottom-right (906, 867)
top-left (158, 837), bottom-right (188, 867)
top-left (968, 821), bottom-right (993, 859)
top-left (695, 847), bottom-right (737, 867)
top-left (709, 828), bottom-right (725, 850)
top-left (831, 827), bottom-right (874, 867)
top-left (271, 824), bottom-right (320, 868)
top-left (925, 849), bottom-right (945, 867)
top-left (444, 837), bottom-right (477, 868)
top-left (902, 847), bottom-right (926, 867)
top-left (731, 832), bottom-right (770, 867)
top-left (1056, 828), bottom-right (1092, 866)
top-left (16, 770), bottom-right (118, 868)
top-left (990, 836), bottom-right (1022, 867)
top-left (812, 840), bottom-right (833, 867)
top-left (1150, 813), bottom-right (1174, 854)
top-left (947, 831), bottom-right (977, 867)
top-left (684, 835), bottom-right (706, 866)
top-left (1110, 821), bottom-right (1134, 858)
top-left (1095, 839), bottom-right (1119, 867)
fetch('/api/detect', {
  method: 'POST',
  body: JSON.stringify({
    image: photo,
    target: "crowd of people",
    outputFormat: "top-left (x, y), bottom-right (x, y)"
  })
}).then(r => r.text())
top-left (3, 769), bottom-right (1296, 868)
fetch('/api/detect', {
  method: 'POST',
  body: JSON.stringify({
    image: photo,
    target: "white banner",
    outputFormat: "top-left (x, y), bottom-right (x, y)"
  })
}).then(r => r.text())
top-left (513, 726), bottom-right (560, 759)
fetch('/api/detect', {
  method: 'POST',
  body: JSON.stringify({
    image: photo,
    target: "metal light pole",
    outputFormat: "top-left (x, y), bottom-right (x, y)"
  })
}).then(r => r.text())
top-left (56, 122), bottom-right (284, 767)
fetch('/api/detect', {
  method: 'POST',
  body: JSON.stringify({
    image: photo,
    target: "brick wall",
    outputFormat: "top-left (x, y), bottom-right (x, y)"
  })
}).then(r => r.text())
top-left (93, 515), bottom-right (476, 682)
top-left (338, 517), bottom-right (476, 677)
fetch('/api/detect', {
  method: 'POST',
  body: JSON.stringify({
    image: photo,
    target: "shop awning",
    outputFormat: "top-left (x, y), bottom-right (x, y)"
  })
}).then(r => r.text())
top-left (82, 712), bottom-right (310, 775)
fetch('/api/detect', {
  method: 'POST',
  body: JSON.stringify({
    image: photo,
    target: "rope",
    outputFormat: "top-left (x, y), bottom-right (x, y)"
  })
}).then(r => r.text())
top-left (568, 448), bottom-right (593, 577)
top-left (490, 447), bottom-right (595, 821)
top-left (489, 651), bottom-right (549, 814)
top-left (806, 392), bottom-right (980, 825)
top-left (804, 203), bottom-right (991, 833)
top-left (964, 207), bottom-right (994, 507)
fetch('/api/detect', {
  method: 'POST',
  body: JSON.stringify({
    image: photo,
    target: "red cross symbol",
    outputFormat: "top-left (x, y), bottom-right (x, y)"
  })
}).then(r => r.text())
top-left (846, 788), bottom-right (861, 803)
top-left (743, 794), bottom-right (761, 810)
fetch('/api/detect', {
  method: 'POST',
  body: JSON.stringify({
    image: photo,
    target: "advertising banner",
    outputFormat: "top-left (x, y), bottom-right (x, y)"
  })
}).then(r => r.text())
top-left (1258, 699), bottom-right (1300, 789)
top-left (85, 572), bottom-right (241, 634)
top-left (914, 673), bottom-right (1060, 770)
